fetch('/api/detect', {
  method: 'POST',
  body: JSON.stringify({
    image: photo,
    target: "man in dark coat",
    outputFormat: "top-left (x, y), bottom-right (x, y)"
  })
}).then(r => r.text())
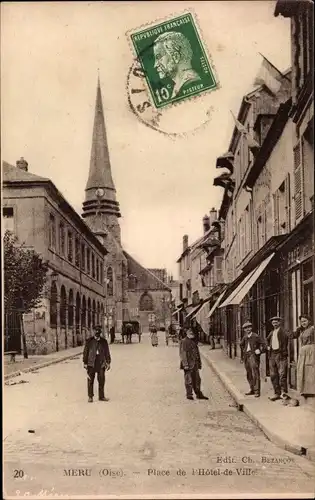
top-left (109, 325), bottom-right (115, 344)
top-left (266, 316), bottom-right (289, 401)
top-left (180, 328), bottom-right (208, 401)
top-left (83, 325), bottom-right (111, 403)
top-left (240, 321), bottom-right (265, 398)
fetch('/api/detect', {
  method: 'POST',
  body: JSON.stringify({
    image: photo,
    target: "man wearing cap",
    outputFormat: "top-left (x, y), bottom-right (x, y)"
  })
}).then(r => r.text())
top-left (266, 316), bottom-right (288, 401)
top-left (240, 321), bottom-right (265, 398)
top-left (83, 325), bottom-right (111, 403)
top-left (180, 328), bottom-right (209, 400)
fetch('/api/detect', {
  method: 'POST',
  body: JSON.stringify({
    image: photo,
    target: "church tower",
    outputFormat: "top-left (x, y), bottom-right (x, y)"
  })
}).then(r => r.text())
top-left (82, 77), bottom-right (121, 243)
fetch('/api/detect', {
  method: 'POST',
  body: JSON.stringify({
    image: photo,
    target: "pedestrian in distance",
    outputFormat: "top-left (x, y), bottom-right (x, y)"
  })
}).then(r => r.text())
top-left (150, 325), bottom-right (158, 347)
top-left (266, 316), bottom-right (289, 401)
top-left (240, 321), bottom-right (265, 398)
top-left (209, 327), bottom-right (216, 350)
top-left (83, 325), bottom-right (111, 403)
top-left (179, 328), bottom-right (209, 401)
top-left (109, 325), bottom-right (115, 345)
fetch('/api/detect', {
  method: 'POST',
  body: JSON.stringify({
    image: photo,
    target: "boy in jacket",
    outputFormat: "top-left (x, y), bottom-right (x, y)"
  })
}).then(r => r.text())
top-left (240, 321), bottom-right (265, 398)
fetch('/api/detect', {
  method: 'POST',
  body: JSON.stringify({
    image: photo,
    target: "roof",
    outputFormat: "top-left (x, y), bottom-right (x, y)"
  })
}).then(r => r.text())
top-left (3, 161), bottom-right (49, 183)
top-left (244, 98), bottom-right (292, 189)
top-left (228, 69), bottom-right (291, 154)
top-left (124, 250), bottom-right (171, 292)
top-left (3, 161), bottom-right (108, 255)
top-left (176, 226), bottom-right (218, 263)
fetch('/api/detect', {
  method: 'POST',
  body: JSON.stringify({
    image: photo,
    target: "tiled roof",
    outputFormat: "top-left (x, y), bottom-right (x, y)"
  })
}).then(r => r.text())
top-left (3, 161), bottom-right (50, 183)
top-left (124, 251), bottom-right (171, 291)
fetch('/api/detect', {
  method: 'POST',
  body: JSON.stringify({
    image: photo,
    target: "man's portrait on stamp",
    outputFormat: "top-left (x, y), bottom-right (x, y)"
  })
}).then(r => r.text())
top-left (129, 13), bottom-right (218, 108)
top-left (2, 1), bottom-right (314, 499)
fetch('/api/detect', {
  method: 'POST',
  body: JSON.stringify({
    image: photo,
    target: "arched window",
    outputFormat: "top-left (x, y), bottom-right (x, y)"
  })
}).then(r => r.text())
top-left (68, 289), bottom-right (74, 327)
top-left (81, 296), bottom-right (86, 327)
top-left (107, 267), bottom-right (113, 296)
top-left (92, 299), bottom-right (96, 327)
top-left (50, 282), bottom-right (58, 327)
top-left (139, 292), bottom-right (154, 311)
top-left (121, 262), bottom-right (127, 295)
top-left (60, 286), bottom-right (67, 327)
top-left (87, 298), bottom-right (91, 329)
top-left (75, 292), bottom-right (81, 326)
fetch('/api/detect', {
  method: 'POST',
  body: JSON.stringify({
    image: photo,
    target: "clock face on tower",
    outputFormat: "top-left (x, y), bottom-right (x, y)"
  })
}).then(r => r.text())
top-left (95, 188), bottom-right (105, 199)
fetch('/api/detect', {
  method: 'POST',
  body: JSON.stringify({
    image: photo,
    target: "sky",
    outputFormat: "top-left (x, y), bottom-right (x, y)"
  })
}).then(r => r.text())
top-left (1, 1), bottom-right (291, 277)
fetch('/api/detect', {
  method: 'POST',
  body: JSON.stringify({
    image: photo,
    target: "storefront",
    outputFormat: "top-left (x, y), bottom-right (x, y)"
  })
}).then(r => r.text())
top-left (283, 215), bottom-right (314, 388)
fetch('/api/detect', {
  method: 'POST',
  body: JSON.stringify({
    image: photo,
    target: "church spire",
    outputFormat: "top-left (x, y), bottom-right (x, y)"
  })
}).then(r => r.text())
top-left (82, 77), bottom-right (121, 240)
top-left (85, 77), bottom-right (116, 196)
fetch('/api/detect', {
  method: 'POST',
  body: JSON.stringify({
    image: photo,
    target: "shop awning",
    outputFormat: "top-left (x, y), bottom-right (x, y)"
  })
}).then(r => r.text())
top-left (192, 297), bottom-right (211, 321)
top-left (171, 305), bottom-right (183, 317)
top-left (207, 288), bottom-right (227, 318)
top-left (186, 302), bottom-right (203, 319)
top-left (219, 252), bottom-right (275, 308)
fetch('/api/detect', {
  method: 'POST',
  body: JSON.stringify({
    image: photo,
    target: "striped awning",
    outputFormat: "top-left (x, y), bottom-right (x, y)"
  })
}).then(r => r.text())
top-left (207, 288), bottom-right (227, 318)
top-left (219, 253), bottom-right (275, 308)
top-left (186, 302), bottom-right (203, 319)
top-left (193, 297), bottom-right (211, 321)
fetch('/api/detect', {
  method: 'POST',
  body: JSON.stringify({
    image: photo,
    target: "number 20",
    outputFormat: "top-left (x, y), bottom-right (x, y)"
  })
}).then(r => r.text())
top-left (14, 469), bottom-right (24, 478)
top-left (155, 87), bottom-right (170, 103)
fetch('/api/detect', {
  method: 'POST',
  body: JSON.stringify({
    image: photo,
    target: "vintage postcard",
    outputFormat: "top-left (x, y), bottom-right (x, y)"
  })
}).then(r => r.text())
top-left (2, 1), bottom-right (314, 499)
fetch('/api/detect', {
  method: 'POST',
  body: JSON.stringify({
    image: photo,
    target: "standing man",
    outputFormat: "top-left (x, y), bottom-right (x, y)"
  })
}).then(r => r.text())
top-left (180, 328), bottom-right (209, 401)
top-left (83, 325), bottom-right (111, 403)
top-left (109, 325), bottom-right (115, 344)
top-left (267, 316), bottom-right (288, 401)
top-left (240, 321), bottom-right (265, 398)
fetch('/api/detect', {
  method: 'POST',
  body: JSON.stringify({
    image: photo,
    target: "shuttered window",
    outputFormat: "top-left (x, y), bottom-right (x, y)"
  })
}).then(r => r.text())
top-left (293, 141), bottom-right (304, 222)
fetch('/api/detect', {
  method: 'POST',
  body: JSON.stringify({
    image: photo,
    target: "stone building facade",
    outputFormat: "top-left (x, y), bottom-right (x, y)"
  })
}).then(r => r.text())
top-left (274, 0), bottom-right (314, 388)
top-left (176, 210), bottom-right (225, 339)
top-left (3, 159), bottom-right (107, 354)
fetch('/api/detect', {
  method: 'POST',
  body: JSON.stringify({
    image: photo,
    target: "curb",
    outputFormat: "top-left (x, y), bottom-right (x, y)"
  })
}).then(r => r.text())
top-left (201, 351), bottom-right (313, 461)
top-left (4, 350), bottom-right (83, 381)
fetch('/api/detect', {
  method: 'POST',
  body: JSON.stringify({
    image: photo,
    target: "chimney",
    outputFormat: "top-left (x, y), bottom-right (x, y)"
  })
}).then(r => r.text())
top-left (16, 157), bottom-right (28, 172)
top-left (202, 214), bottom-right (210, 234)
top-left (183, 234), bottom-right (189, 251)
top-left (209, 207), bottom-right (217, 226)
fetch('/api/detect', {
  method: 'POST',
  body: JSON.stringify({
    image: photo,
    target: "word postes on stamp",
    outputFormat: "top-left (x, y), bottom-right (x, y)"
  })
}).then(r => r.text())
top-left (129, 13), bottom-right (218, 110)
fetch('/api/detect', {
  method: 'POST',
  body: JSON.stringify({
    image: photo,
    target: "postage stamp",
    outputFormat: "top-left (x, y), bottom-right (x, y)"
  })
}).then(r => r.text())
top-left (129, 12), bottom-right (218, 109)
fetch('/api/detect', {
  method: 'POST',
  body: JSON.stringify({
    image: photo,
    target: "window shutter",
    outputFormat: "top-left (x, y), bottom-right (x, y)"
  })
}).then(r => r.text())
top-left (293, 141), bottom-right (304, 223)
top-left (214, 256), bottom-right (223, 283)
top-left (262, 209), bottom-right (267, 244)
top-left (285, 173), bottom-right (291, 232)
top-left (273, 192), bottom-right (279, 236)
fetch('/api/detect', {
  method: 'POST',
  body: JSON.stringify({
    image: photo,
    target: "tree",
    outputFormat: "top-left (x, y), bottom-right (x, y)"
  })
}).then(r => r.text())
top-left (3, 231), bottom-right (49, 358)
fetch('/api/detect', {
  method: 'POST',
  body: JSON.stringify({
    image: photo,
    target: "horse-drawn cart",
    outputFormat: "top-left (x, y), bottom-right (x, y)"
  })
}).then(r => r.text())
top-left (122, 321), bottom-right (142, 343)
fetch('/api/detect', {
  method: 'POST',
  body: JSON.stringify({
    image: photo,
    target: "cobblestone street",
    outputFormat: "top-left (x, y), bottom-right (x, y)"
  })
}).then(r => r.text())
top-left (4, 334), bottom-right (315, 498)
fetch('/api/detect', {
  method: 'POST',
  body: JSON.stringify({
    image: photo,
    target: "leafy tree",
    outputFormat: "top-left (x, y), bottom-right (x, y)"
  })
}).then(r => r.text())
top-left (4, 230), bottom-right (49, 358)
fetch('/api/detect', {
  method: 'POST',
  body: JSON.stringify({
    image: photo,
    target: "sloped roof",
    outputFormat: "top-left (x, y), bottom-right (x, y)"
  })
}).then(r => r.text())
top-left (3, 160), bottom-right (107, 255)
top-left (3, 161), bottom-right (50, 183)
top-left (124, 251), bottom-right (171, 291)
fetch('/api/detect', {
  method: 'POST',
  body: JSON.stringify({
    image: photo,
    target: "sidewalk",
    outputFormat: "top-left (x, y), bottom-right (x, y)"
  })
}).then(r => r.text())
top-left (4, 346), bottom-right (83, 380)
top-left (200, 346), bottom-right (315, 462)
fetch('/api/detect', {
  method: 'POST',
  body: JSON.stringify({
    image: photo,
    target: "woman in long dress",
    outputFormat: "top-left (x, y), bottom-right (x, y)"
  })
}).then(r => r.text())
top-left (150, 326), bottom-right (158, 347)
top-left (291, 315), bottom-right (315, 398)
